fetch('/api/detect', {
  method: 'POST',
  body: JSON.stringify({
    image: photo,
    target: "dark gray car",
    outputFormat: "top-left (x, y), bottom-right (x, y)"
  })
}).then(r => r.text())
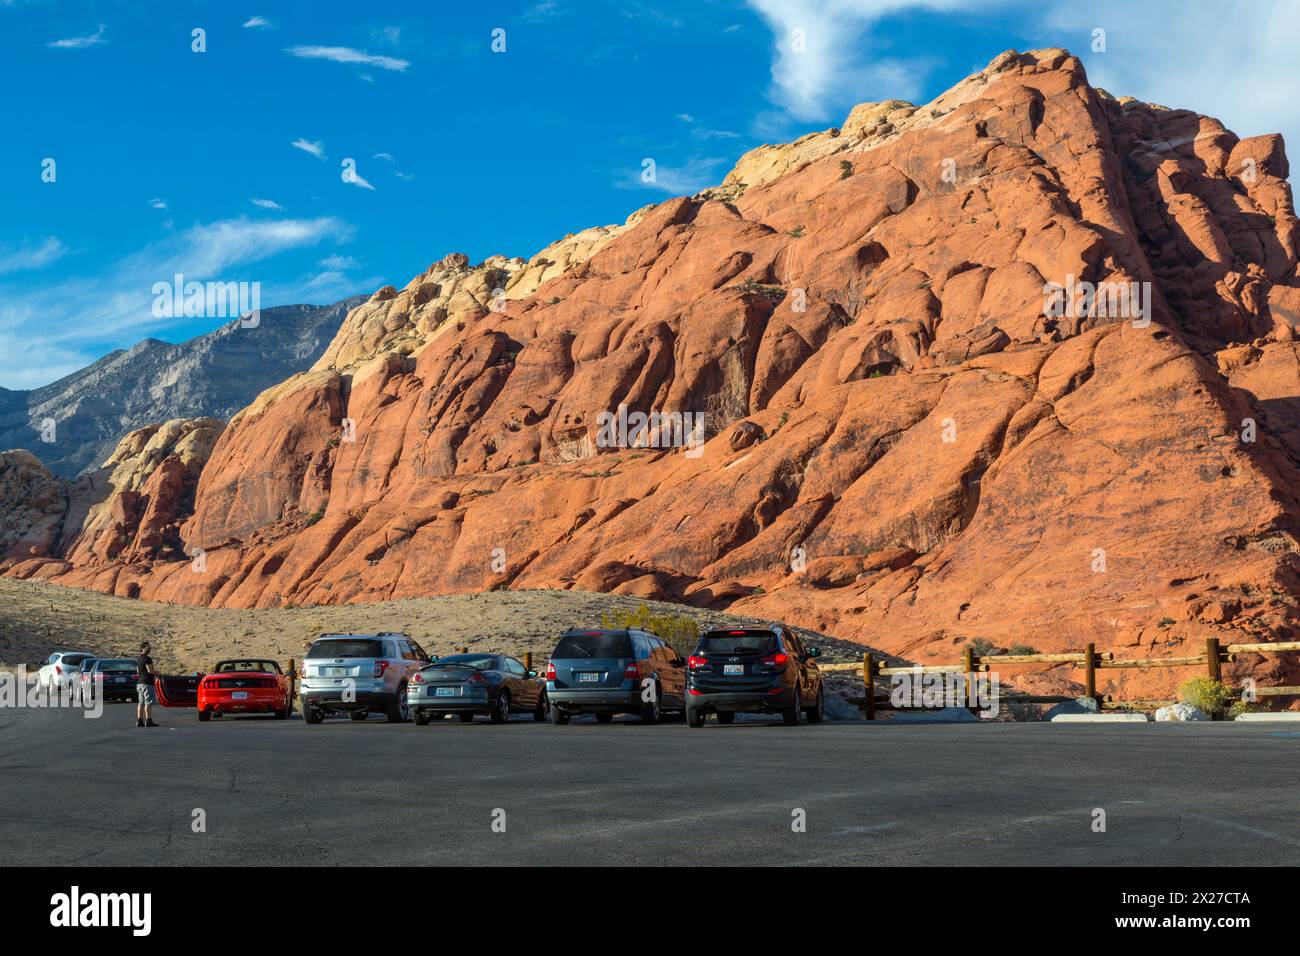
top-left (545, 628), bottom-right (686, 724)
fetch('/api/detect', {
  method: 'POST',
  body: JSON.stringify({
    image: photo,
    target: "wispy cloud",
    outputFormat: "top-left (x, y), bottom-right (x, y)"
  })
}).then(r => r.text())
top-left (619, 156), bottom-right (727, 195)
top-left (285, 44), bottom-right (410, 72)
top-left (242, 16), bottom-right (274, 29)
top-left (291, 138), bottom-right (326, 159)
top-left (0, 217), bottom-right (353, 387)
top-left (319, 254), bottom-right (359, 270)
top-left (251, 198), bottom-right (284, 210)
top-left (0, 237), bottom-right (67, 276)
top-left (149, 198), bottom-right (168, 210)
top-left (343, 167), bottom-right (376, 191)
top-left (47, 23), bottom-right (106, 49)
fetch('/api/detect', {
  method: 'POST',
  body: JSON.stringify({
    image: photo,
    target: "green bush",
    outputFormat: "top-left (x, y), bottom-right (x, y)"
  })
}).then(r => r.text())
top-left (1007, 644), bottom-right (1038, 656)
top-left (601, 604), bottom-right (701, 657)
top-left (1178, 676), bottom-right (1236, 720)
top-left (964, 637), bottom-right (996, 658)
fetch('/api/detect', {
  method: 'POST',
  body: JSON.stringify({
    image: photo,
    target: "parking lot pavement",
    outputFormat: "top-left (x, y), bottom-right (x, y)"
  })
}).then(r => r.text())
top-left (3, 705), bottom-right (1299, 866)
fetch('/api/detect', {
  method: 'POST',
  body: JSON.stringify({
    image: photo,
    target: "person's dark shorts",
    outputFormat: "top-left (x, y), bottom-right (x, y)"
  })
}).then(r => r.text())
top-left (136, 683), bottom-right (156, 706)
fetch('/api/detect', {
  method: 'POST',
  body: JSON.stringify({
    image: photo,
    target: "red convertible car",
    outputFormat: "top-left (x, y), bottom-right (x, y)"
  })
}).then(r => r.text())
top-left (196, 659), bottom-right (292, 721)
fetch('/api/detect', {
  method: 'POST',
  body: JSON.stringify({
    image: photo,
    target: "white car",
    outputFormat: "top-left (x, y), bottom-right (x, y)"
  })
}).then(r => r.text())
top-left (38, 652), bottom-right (95, 691)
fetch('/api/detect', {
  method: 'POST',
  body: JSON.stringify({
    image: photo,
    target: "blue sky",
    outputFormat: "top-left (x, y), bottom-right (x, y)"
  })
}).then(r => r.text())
top-left (2, 0), bottom-right (1297, 389)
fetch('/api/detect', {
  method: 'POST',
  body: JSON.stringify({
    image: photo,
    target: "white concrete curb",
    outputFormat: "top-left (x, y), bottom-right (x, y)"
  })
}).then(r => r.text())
top-left (1050, 713), bottom-right (1151, 723)
top-left (1234, 712), bottom-right (1300, 722)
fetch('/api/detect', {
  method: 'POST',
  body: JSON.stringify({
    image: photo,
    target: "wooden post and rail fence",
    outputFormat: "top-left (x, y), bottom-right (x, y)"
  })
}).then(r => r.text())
top-left (816, 637), bottom-right (1300, 719)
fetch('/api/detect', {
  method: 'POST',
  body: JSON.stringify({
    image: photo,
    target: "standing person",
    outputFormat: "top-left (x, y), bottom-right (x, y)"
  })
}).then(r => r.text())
top-left (136, 641), bottom-right (159, 728)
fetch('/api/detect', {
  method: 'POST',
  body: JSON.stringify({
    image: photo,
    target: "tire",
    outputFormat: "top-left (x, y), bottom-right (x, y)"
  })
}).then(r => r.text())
top-left (302, 704), bottom-right (323, 725)
top-left (804, 685), bottom-right (825, 723)
top-left (550, 705), bottom-right (570, 725)
top-left (640, 683), bottom-right (662, 724)
top-left (386, 685), bottom-right (411, 723)
top-left (458, 712), bottom-right (475, 723)
top-left (687, 707), bottom-right (705, 728)
top-left (716, 711), bottom-right (735, 725)
top-left (782, 686), bottom-right (802, 726)
top-left (595, 712), bottom-right (614, 724)
top-left (197, 708), bottom-right (211, 722)
top-left (349, 709), bottom-right (369, 722)
top-left (490, 691), bottom-right (511, 724)
top-left (533, 693), bottom-right (549, 722)
top-left (413, 710), bottom-right (431, 726)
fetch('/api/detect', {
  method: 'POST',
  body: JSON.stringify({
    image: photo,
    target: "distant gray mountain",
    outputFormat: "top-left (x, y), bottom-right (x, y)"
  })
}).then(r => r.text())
top-left (0, 297), bottom-right (365, 477)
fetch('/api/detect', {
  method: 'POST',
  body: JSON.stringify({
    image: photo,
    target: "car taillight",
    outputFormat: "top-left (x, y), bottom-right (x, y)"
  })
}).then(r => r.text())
top-left (468, 672), bottom-right (487, 684)
top-left (545, 661), bottom-right (556, 680)
top-left (687, 655), bottom-right (708, 669)
top-left (411, 672), bottom-right (424, 684)
top-left (623, 662), bottom-right (638, 679)
top-left (761, 653), bottom-right (789, 666)
top-left (374, 661), bottom-right (389, 678)
top-left (55, 665), bottom-right (62, 675)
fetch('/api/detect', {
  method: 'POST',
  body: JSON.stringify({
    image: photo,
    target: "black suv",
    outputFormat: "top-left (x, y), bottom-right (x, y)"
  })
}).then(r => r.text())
top-left (685, 626), bottom-right (824, 726)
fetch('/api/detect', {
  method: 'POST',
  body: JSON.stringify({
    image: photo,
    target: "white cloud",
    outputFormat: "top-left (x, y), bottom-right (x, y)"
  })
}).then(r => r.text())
top-left (374, 25), bottom-right (402, 45)
top-left (394, 170), bottom-right (415, 181)
top-left (285, 45), bottom-right (410, 72)
top-left (243, 16), bottom-right (273, 29)
top-left (373, 152), bottom-right (395, 162)
top-left (0, 217), bottom-right (353, 387)
top-left (0, 237), bottom-right (67, 276)
top-left (48, 23), bottom-right (106, 49)
top-left (619, 156), bottom-right (728, 195)
top-left (251, 198), bottom-right (284, 210)
top-left (149, 198), bottom-right (168, 210)
top-left (343, 168), bottom-right (376, 191)
top-left (319, 254), bottom-right (359, 270)
top-left (291, 138), bottom-right (326, 159)
top-left (676, 113), bottom-right (695, 123)
top-left (1036, 0), bottom-right (1300, 155)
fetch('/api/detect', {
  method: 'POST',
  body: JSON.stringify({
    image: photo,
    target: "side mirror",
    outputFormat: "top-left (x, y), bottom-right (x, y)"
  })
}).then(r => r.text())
top-left (527, 670), bottom-right (538, 679)
top-left (807, 646), bottom-right (822, 658)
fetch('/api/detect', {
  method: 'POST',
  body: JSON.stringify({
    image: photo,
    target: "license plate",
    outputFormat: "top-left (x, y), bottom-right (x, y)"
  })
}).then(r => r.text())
top-left (113, 677), bottom-right (126, 683)
top-left (435, 686), bottom-right (459, 697)
top-left (723, 664), bottom-right (744, 675)
top-left (578, 672), bottom-right (600, 682)
top-left (231, 691), bottom-right (249, 700)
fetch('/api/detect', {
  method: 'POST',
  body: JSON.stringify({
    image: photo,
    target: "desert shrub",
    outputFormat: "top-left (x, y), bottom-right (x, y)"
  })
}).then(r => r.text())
top-left (1178, 676), bottom-right (1236, 720)
top-left (601, 603), bottom-right (701, 657)
top-left (964, 637), bottom-right (996, 658)
top-left (839, 159), bottom-right (854, 179)
top-left (1007, 644), bottom-right (1038, 655)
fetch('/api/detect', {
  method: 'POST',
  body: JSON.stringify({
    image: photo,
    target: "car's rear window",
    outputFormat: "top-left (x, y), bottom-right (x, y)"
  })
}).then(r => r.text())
top-left (98, 660), bottom-right (136, 671)
top-left (433, 654), bottom-right (496, 670)
top-left (307, 639), bottom-right (384, 659)
top-left (700, 631), bottom-right (778, 655)
top-left (62, 654), bottom-right (93, 667)
top-left (552, 633), bottom-right (634, 659)
top-left (215, 660), bottom-right (280, 673)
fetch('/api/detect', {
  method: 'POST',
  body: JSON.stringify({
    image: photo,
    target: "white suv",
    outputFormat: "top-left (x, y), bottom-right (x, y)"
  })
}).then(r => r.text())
top-left (299, 633), bottom-right (430, 724)
top-left (37, 652), bottom-right (95, 692)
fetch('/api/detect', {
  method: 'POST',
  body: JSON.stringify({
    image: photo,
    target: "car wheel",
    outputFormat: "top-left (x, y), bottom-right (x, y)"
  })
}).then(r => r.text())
top-left (413, 709), bottom-right (431, 726)
top-left (640, 683), bottom-right (662, 724)
top-left (302, 704), bottom-right (323, 725)
top-left (804, 685), bottom-right (825, 723)
top-left (490, 691), bottom-right (511, 724)
top-left (716, 711), bottom-right (735, 725)
top-left (533, 693), bottom-right (549, 722)
top-left (387, 685), bottom-right (411, 723)
top-left (595, 712), bottom-right (614, 724)
top-left (550, 705), bottom-right (570, 725)
top-left (783, 686), bottom-right (802, 726)
top-left (197, 708), bottom-right (211, 722)
top-left (687, 707), bottom-right (705, 728)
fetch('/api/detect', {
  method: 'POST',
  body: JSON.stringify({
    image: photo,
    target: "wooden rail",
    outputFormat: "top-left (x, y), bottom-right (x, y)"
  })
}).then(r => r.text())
top-left (817, 636), bottom-right (1300, 719)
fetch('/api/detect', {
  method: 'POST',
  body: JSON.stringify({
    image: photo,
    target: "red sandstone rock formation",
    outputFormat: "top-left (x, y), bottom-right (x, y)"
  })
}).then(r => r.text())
top-left (7, 49), bottom-right (1300, 700)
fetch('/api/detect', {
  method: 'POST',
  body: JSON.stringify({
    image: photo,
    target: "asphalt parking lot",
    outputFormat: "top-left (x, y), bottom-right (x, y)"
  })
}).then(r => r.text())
top-left (3, 704), bottom-right (1299, 866)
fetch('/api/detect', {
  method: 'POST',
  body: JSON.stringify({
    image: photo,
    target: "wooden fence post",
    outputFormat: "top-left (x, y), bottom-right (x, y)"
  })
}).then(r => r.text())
top-left (1085, 643), bottom-right (1097, 707)
top-left (863, 652), bottom-right (875, 720)
top-left (524, 651), bottom-right (532, 673)
top-left (1207, 637), bottom-right (1221, 683)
